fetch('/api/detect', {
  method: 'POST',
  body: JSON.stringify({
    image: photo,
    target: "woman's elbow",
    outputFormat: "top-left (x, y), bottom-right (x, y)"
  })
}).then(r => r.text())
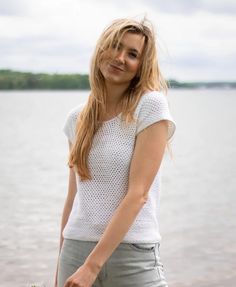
top-left (126, 189), bottom-right (149, 207)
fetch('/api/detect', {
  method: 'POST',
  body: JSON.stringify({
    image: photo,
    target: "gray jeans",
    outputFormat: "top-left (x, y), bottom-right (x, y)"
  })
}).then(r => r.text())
top-left (57, 239), bottom-right (168, 287)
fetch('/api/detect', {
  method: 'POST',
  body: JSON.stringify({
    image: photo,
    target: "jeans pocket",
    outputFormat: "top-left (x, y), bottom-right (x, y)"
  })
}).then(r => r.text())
top-left (128, 243), bottom-right (157, 253)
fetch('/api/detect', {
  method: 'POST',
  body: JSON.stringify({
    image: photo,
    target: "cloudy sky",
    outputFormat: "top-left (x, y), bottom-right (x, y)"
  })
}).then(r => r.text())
top-left (0, 0), bottom-right (235, 81)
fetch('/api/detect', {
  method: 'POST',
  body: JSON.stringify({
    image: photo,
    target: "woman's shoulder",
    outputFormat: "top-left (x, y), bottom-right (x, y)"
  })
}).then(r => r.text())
top-left (141, 89), bottom-right (166, 101)
top-left (136, 90), bottom-right (168, 111)
top-left (65, 102), bottom-right (86, 122)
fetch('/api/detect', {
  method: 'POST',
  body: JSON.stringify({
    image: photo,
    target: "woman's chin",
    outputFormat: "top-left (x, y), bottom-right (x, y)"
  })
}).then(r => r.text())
top-left (105, 75), bottom-right (124, 85)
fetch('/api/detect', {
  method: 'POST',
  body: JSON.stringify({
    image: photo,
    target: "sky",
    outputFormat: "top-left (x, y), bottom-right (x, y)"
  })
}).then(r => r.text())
top-left (0, 0), bottom-right (235, 81)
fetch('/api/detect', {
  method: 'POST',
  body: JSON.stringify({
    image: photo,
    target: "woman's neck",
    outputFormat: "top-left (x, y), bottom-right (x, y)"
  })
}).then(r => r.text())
top-left (105, 82), bottom-right (129, 110)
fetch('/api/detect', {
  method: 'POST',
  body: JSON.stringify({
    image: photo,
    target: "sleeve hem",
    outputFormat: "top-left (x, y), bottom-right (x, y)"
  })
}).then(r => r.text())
top-left (136, 118), bottom-right (176, 141)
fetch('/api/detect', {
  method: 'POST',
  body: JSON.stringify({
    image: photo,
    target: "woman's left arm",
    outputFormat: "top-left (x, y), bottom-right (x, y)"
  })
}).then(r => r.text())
top-left (64, 120), bottom-right (168, 287)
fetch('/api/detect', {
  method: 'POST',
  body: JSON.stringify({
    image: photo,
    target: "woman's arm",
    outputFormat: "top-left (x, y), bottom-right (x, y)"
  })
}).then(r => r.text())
top-left (59, 143), bottom-right (77, 250)
top-left (54, 141), bottom-right (77, 286)
top-left (84, 120), bottom-right (168, 273)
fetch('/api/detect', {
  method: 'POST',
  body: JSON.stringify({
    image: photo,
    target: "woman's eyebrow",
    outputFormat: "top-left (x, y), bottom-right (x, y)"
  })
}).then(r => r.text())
top-left (129, 48), bottom-right (140, 55)
top-left (118, 42), bottom-right (141, 55)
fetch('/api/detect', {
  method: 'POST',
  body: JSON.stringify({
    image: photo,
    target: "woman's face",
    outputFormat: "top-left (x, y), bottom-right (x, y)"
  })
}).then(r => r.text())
top-left (99, 32), bottom-right (145, 86)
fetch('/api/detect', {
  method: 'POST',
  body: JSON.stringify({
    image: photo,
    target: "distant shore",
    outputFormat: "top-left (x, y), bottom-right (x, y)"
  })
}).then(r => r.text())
top-left (0, 69), bottom-right (235, 90)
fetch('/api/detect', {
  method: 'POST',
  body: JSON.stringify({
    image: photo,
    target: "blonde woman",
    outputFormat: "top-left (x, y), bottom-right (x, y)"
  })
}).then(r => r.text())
top-left (55, 17), bottom-right (176, 287)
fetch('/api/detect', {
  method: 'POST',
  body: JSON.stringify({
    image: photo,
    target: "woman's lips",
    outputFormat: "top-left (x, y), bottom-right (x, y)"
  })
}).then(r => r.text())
top-left (109, 63), bottom-right (124, 72)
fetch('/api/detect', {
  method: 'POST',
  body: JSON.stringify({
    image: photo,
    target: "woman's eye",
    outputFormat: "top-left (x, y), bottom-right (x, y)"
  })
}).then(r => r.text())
top-left (129, 53), bottom-right (137, 58)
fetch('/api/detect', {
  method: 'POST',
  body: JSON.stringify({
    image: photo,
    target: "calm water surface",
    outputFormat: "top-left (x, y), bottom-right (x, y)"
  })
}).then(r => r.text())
top-left (0, 89), bottom-right (235, 286)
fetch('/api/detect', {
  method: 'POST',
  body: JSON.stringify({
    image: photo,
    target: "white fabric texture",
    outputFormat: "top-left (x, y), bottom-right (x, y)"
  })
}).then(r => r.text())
top-left (62, 90), bottom-right (176, 243)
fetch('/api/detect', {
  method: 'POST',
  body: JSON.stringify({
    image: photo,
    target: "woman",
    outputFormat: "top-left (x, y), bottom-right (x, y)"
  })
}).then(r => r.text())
top-left (55, 17), bottom-right (176, 287)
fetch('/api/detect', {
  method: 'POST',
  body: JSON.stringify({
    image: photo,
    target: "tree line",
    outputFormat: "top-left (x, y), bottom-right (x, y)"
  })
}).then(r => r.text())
top-left (0, 69), bottom-right (235, 90)
top-left (0, 70), bottom-right (89, 90)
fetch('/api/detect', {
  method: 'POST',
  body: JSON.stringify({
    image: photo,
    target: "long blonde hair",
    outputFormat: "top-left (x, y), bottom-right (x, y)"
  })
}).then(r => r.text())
top-left (68, 17), bottom-right (169, 181)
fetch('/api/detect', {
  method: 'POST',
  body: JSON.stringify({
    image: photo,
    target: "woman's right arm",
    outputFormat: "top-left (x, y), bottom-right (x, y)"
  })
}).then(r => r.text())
top-left (54, 141), bottom-right (77, 286)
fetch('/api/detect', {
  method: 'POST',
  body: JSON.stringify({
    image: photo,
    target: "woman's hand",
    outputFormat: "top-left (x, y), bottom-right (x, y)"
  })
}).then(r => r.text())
top-left (64, 262), bottom-right (100, 287)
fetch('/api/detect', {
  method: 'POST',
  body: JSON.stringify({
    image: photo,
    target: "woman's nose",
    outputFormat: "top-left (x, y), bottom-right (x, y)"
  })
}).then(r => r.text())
top-left (115, 50), bottom-right (126, 64)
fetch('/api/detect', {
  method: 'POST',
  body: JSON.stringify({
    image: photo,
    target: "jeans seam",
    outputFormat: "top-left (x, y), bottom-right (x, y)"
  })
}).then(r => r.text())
top-left (103, 261), bottom-right (108, 280)
top-left (153, 245), bottom-right (157, 268)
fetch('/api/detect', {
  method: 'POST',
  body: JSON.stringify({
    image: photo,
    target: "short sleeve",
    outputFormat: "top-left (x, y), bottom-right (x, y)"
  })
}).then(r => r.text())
top-left (62, 103), bottom-right (85, 144)
top-left (62, 110), bottom-right (75, 144)
top-left (136, 91), bottom-right (176, 141)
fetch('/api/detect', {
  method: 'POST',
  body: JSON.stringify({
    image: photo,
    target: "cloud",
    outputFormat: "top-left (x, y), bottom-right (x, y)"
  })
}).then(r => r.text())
top-left (0, 0), bottom-right (235, 80)
top-left (138, 0), bottom-right (236, 15)
top-left (0, 0), bottom-right (29, 16)
top-left (0, 34), bottom-right (92, 73)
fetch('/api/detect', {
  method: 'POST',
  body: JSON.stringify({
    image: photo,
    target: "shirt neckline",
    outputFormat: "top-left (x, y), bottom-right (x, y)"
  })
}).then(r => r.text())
top-left (101, 112), bottom-right (122, 124)
top-left (99, 90), bottom-right (153, 124)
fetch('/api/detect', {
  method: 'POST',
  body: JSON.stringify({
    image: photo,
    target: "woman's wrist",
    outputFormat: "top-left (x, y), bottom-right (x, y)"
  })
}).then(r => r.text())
top-left (84, 257), bottom-right (103, 275)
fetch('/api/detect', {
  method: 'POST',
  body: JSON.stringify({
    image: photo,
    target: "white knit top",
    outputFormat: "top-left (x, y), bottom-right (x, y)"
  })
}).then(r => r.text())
top-left (62, 90), bottom-right (176, 243)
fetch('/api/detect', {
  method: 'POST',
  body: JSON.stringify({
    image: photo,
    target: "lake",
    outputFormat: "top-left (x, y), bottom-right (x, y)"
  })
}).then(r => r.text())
top-left (0, 89), bottom-right (235, 286)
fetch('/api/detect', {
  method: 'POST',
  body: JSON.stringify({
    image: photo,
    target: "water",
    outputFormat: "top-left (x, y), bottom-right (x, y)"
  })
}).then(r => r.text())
top-left (0, 89), bottom-right (235, 286)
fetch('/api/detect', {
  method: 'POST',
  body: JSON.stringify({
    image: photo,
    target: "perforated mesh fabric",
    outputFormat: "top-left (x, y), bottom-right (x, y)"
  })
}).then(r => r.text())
top-left (62, 91), bottom-right (176, 243)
